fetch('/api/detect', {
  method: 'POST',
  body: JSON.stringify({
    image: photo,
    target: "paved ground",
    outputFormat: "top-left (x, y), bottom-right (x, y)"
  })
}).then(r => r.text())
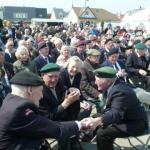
top-left (48, 106), bottom-right (150, 150)
top-left (48, 132), bottom-right (150, 150)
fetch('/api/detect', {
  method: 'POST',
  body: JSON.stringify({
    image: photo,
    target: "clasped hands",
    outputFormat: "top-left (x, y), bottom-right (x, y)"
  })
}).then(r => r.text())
top-left (80, 117), bottom-right (102, 131)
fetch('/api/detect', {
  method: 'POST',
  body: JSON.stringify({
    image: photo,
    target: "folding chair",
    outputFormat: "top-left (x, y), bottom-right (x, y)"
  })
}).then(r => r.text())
top-left (114, 111), bottom-right (150, 150)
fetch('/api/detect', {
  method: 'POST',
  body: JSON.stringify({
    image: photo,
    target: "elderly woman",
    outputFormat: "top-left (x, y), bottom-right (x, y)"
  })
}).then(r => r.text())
top-left (13, 46), bottom-right (37, 74)
top-left (56, 45), bottom-right (70, 68)
top-left (60, 56), bottom-right (92, 120)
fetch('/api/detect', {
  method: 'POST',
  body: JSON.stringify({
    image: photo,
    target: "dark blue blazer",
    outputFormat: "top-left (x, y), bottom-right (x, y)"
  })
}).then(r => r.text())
top-left (102, 59), bottom-right (125, 69)
top-left (102, 79), bottom-right (148, 136)
top-left (39, 79), bottom-right (80, 121)
top-left (33, 55), bottom-right (54, 73)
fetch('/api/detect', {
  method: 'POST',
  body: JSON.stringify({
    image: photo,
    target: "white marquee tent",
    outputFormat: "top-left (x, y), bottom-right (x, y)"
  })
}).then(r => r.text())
top-left (121, 7), bottom-right (150, 32)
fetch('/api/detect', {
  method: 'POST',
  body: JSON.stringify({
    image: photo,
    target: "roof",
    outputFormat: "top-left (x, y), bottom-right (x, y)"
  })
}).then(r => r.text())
top-left (72, 7), bottom-right (120, 21)
top-left (126, 7), bottom-right (144, 16)
top-left (52, 8), bottom-right (68, 19)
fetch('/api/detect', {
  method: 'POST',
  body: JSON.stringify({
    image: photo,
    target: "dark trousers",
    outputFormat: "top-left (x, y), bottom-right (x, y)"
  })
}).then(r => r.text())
top-left (96, 125), bottom-right (128, 150)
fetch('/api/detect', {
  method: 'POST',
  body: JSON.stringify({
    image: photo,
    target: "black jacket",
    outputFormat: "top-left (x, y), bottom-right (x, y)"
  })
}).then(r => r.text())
top-left (0, 94), bottom-right (79, 150)
top-left (101, 79), bottom-right (148, 136)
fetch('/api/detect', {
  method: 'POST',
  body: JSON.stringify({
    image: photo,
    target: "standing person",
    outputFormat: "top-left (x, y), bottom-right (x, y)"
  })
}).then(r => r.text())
top-left (89, 66), bottom-right (148, 150)
top-left (0, 70), bottom-right (97, 150)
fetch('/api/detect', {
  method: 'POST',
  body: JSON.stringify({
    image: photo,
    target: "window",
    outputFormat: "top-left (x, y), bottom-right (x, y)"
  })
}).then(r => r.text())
top-left (13, 13), bottom-right (28, 19)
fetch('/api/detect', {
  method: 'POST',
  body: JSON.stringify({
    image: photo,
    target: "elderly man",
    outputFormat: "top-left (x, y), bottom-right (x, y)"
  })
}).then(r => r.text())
top-left (34, 41), bottom-right (54, 73)
top-left (39, 63), bottom-right (82, 150)
top-left (125, 42), bottom-right (149, 89)
top-left (80, 49), bottom-right (102, 112)
top-left (39, 63), bottom-right (80, 121)
top-left (0, 70), bottom-right (96, 150)
top-left (90, 66), bottom-right (148, 150)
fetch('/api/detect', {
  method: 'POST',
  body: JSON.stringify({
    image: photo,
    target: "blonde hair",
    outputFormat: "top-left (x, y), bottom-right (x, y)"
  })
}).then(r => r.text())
top-left (15, 46), bottom-right (29, 59)
top-left (54, 38), bottom-right (63, 46)
top-left (18, 40), bottom-right (26, 47)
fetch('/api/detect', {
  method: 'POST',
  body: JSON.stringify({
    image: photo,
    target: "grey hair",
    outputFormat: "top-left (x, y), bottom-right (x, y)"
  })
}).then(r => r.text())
top-left (11, 84), bottom-right (28, 97)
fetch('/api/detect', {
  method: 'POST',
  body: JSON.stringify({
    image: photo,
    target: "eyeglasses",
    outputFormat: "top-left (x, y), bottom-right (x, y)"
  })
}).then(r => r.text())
top-left (9, 45), bottom-right (14, 47)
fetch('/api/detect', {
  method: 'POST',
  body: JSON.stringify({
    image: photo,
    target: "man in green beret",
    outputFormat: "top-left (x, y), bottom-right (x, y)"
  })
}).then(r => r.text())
top-left (89, 66), bottom-right (148, 150)
top-left (0, 70), bottom-right (99, 150)
top-left (39, 63), bottom-right (82, 150)
top-left (126, 42), bottom-right (149, 89)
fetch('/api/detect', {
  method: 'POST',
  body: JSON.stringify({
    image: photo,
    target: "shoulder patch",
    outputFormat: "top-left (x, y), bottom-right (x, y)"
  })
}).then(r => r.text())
top-left (24, 108), bottom-right (33, 116)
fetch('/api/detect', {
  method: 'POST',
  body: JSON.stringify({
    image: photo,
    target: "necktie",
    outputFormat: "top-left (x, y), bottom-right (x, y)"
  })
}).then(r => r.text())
top-left (44, 57), bottom-right (48, 64)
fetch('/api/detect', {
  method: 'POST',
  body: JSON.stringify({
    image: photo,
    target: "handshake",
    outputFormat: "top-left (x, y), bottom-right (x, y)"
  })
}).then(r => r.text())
top-left (80, 117), bottom-right (102, 131)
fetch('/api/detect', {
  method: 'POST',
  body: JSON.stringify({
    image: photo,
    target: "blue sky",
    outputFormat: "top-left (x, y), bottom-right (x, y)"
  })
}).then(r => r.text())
top-left (0, 0), bottom-right (150, 14)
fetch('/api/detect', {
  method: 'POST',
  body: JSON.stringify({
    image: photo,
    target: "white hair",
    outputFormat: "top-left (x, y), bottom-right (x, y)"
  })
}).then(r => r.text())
top-left (11, 84), bottom-right (28, 97)
top-left (65, 56), bottom-right (83, 69)
top-left (15, 46), bottom-right (29, 59)
top-left (60, 45), bottom-right (70, 54)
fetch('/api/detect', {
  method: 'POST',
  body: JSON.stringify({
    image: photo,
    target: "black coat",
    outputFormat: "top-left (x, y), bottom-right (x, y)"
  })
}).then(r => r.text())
top-left (39, 80), bottom-right (80, 121)
top-left (125, 52), bottom-right (149, 77)
top-left (50, 48), bottom-right (60, 63)
top-left (60, 68), bottom-right (81, 90)
top-left (0, 94), bottom-right (79, 150)
top-left (101, 79), bottom-right (148, 136)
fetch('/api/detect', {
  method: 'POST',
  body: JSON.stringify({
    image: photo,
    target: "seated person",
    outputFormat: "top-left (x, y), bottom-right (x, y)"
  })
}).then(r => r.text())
top-left (0, 70), bottom-right (98, 150)
top-left (39, 63), bottom-right (81, 150)
top-left (13, 46), bottom-right (37, 74)
top-left (60, 56), bottom-right (92, 120)
top-left (126, 42), bottom-right (149, 89)
top-left (80, 49), bottom-right (102, 112)
top-left (90, 66), bottom-right (148, 150)
top-left (102, 48), bottom-right (127, 82)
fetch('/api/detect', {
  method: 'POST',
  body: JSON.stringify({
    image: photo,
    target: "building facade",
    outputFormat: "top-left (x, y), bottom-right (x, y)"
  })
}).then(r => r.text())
top-left (66, 6), bottom-right (120, 24)
top-left (0, 6), bottom-right (47, 22)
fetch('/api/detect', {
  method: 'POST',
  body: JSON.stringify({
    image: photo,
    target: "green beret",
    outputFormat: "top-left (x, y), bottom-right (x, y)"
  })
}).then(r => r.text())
top-left (40, 63), bottom-right (60, 73)
top-left (86, 49), bottom-right (101, 56)
top-left (10, 71), bottom-right (44, 86)
top-left (94, 66), bottom-right (117, 78)
top-left (135, 43), bottom-right (146, 50)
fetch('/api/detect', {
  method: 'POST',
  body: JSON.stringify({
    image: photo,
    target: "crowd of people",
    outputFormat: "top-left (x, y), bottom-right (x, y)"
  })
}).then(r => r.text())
top-left (0, 19), bottom-right (150, 150)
